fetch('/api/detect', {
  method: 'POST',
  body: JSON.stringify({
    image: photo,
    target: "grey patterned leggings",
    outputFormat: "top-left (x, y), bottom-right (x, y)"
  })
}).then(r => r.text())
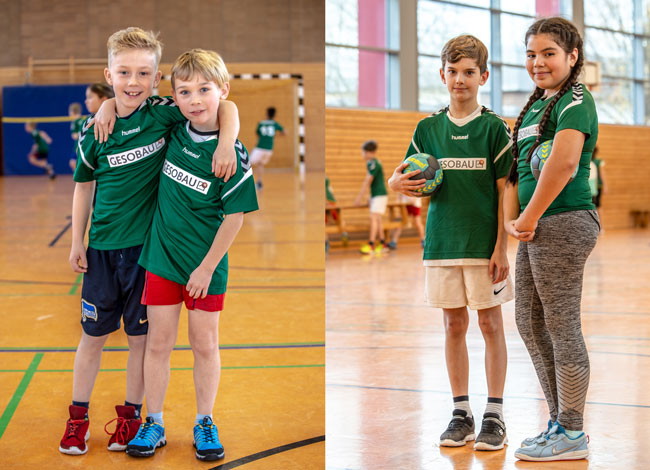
top-left (515, 210), bottom-right (600, 431)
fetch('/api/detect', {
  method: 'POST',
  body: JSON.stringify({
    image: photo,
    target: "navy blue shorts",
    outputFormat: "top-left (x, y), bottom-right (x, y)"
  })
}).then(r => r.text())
top-left (80, 245), bottom-right (148, 337)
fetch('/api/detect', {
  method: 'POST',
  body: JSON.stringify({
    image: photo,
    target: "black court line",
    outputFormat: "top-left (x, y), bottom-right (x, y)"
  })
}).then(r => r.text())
top-left (48, 221), bottom-right (72, 247)
top-left (210, 435), bottom-right (325, 470)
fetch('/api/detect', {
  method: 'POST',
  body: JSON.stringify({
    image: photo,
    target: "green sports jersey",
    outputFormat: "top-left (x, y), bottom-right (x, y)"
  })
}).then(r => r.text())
top-left (517, 83), bottom-right (598, 217)
top-left (70, 117), bottom-right (84, 136)
top-left (74, 96), bottom-right (185, 250)
top-left (366, 158), bottom-right (387, 197)
top-left (405, 106), bottom-right (514, 262)
top-left (31, 129), bottom-right (49, 153)
top-left (255, 119), bottom-right (284, 150)
top-left (325, 176), bottom-right (336, 203)
top-left (139, 122), bottom-right (259, 295)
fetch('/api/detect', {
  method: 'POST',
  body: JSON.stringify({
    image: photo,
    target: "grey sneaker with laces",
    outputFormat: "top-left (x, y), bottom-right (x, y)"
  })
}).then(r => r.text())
top-left (439, 409), bottom-right (475, 447)
top-left (474, 412), bottom-right (507, 450)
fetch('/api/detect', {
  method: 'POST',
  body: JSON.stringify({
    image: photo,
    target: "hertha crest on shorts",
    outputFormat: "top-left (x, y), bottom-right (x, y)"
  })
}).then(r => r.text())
top-left (81, 299), bottom-right (98, 322)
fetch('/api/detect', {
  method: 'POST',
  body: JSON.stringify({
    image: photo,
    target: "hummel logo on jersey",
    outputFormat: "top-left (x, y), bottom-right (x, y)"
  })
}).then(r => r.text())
top-left (530, 108), bottom-right (541, 113)
top-left (81, 299), bottom-right (98, 322)
top-left (182, 147), bottom-right (200, 159)
top-left (451, 135), bottom-right (469, 140)
top-left (107, 138), bottom-right (165, 167)
top-left (236, 141), bottom-right (251, 171)
top-left (440, 158), bottom-right (486, 170)
top-left (121, 126), bottom-right (141, 136)
top-left (518, 125), bottom-right (539, 141)
top-left (162, 159), bottom-right (211, 195)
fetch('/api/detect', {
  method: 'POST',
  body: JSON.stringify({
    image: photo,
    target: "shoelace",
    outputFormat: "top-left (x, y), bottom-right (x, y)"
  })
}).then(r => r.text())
top-left (66, 419), bottom-right (85, 438)
top-left (135, 421), bottom-right (160, 445)
top-left (104, 416), bottom-right (128, 441)
top-left (198, 424), bottom-right (216, 443)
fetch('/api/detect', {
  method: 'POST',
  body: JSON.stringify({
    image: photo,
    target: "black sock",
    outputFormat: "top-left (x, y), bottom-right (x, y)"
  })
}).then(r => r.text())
top-left (125, 401), bottom-right (143, 418)
top-left (72, 400), bottom-right (89, 409)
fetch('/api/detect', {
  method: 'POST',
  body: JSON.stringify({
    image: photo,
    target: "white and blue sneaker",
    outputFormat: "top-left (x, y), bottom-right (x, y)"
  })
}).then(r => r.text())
top-left (193, 417), bottom-right (225, 461)
top-left (520, 419), bottom-right (553, 447)
top-left (126, 417), bottom-right (166, 457)
top-left (515, 422), bottom-right (588, 461)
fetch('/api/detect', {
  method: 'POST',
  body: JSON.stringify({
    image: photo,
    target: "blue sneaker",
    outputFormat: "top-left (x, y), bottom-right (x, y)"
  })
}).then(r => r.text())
top-left (193, 417), bottom-right (225, 461)
top-left (514, 422), bottom-right (588, 461)
top-left (126, 417), bottom-right (166, 458)
top-left (520, 419), bottom-right (553, 447)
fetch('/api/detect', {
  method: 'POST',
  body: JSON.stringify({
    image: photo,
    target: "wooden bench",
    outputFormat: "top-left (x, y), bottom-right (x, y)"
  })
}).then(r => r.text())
top-left (631, 210), bottom-right (650, 228)
top-left (326, 202), bottom-right (409, 241)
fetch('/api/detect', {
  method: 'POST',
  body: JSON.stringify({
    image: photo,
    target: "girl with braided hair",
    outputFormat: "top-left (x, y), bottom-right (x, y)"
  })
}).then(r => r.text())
top-left (503, 17), bottom-right (600, 462)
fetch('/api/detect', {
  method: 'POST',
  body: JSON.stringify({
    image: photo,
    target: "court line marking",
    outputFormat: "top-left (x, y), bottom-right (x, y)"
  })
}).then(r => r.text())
top-left (0, 342), bottom-right (325, 353)
top-left (0, 364), bottom-right (325, 373)
top-left (210, 435), bottom-right (325, 470)
top-left (231, 265), bottom-right (324, 272)
top-left (0, 353), bottom-right (42, 440)
top-left (326, 383), bottom-right (650, 409)
top-left (68, 273), bottom-right (82, 295)
top-left (48, 221), bottom-right (72, 247)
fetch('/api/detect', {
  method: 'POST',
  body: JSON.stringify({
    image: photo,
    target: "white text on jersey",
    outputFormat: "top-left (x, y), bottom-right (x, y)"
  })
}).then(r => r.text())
top-left (182, 147), bottom-right (200, 159)
top-left (451, 135), bottom-right (469, 140)
top-left (440, 158), bottom-right (487, 170)
top-left (162, 159), bottom-right (211, 195)
top-left (121, 126), bottom-right (141, 136)
top-left (107, 138), bottom-right (165, 167)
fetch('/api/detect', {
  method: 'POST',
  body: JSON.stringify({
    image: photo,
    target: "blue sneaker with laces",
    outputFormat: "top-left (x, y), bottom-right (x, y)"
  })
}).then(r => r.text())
top-left (515, 422), bottom-right (588, 461)
top-left (126, 417), bottom-right (166, 458)
top-left (193, 416), bottom-right (225, 461)
top-left (520, 419), bottom-right (553, 447)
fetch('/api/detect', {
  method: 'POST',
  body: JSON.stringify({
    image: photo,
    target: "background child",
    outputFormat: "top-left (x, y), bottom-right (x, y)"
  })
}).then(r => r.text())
top-left (62, 27), bottom-right (239, 456)
top-left (388, 34), bottom-right (513, 452)
top-left (125, 49), bottom-right (258, 462)
top-left (589, 146), bottom-right (607, 228)
top-left (25, 121), bottom-right (54, 178)
top-left (388, 194), bottom-right (425, 249)
top-left (249, 106), bottom-right (285, 190)
top-left (354, 140), bottom-right (388, 254)
top-left (503, 17), bottom-right (599, 462)
top-left (68, 103), bottom-right (84, 171)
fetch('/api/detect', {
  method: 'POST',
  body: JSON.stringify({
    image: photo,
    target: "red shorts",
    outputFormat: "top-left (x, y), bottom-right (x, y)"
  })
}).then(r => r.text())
top-left (141, 271), bottom-right (225, 312)
top-left (406, 205), bottom-right (421, 217)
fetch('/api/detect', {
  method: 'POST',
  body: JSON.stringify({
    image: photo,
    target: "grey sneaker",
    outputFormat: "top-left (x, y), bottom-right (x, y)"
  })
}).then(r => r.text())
top-left (439, 409), bottom-right (475, 447)
top-left (520, 419), bottom-right (553, 447)
top-left (514, 423), bottom-right (589, 462)
top-left (474, 412), bottom-right (507, 450)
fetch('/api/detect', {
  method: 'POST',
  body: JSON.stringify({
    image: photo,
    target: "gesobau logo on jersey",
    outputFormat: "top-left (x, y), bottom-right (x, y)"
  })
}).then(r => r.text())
top-left (107, 138), bottom-right (165, 167)
top-left (162, 159), bottom-right (211, 195)
top-left (440, 158), bottom-right (487, 170)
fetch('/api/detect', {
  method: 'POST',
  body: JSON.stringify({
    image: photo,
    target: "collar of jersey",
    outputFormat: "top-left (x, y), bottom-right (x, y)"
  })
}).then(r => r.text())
top-left (186, 121), bottom-right (220, 143)
top-left (446, 104), bottom-right (483, 127)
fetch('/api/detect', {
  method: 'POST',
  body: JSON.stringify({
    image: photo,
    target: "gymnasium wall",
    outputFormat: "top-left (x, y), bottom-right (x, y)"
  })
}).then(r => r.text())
top-left (0, 0), bottom-right (324, 66)
top-left (326, 107), bottom-right (650, 231)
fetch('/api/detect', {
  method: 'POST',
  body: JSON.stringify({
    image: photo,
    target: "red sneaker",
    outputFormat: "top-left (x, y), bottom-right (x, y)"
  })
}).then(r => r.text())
top-left (105, 405), bottom-right (142, 451)
top-left (59, 405), bottom-right (90, 455)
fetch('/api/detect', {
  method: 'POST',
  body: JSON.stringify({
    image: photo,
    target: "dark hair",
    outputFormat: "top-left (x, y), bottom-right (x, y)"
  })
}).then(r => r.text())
top-left (88, 82), bottom-right (115, 99)
top-left (267, 107), bottom-right (276, 119)
top-left (362, 140), bottom-right (378, 152)
top-left (507, 17), bottom-right (584, 184)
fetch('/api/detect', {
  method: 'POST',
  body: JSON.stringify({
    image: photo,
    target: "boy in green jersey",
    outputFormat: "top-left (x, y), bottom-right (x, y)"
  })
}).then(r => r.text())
top-left (68, 102), bottom-right (85, 171)
top-left (25, 121), bottom-right (54, 178)
top-left (354, 140), bottom-right (388, 254)
top-left (389, 35), bottom-right (514, 451)
top-left (249, 106), bottom-right (285, 189)
top-left (61, 27), bottom-right (240, 456)
top-left (125, 49), bottom-right (258, 461)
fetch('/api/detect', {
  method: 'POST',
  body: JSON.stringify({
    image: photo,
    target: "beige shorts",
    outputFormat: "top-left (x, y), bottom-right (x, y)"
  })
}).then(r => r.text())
top-left (369, 195), bottom-right (388, 215)
top-left (250, 148), bottom-right (273, 165)
top-left (424, 265), bottom-right (514, 310)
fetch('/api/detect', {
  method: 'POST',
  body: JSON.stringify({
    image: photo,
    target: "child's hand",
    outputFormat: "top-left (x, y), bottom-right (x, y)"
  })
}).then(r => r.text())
top-left (489, 248), bottom-right (509, 284)
top-left (186, 265), bottom-right (214, 299)
top-left (212, 142), bottom-right (236, 182)
top-left (514, 214), bottom-right (538, 234)
top-left (69, 243), bottom-right (88, 273)
top-left (92, 98), bottom-right (117, 143)
top-left (388, 162), bottom-right (426, 197)
top-left (504, 219), bottom-right (535, 242)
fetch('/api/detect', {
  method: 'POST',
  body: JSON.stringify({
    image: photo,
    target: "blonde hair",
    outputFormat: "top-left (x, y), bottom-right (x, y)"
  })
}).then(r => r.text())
top-left (441, 34), bottom-right (489, 74)
top-left (171, 49), bottom-right (229, 89)
top-left (107, 27), bottom-right (162, 66)
top-left (69, 102), bottom-right (82, 114)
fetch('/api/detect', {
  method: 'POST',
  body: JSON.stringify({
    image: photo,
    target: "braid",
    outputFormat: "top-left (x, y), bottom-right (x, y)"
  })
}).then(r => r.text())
top-left (506, 87), bottom-right (544, 184)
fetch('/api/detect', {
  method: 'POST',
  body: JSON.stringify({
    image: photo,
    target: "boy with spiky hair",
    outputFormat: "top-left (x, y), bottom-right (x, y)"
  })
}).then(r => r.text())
top-left (60, 27), bottom-right (239, 456)
top-left (125, 49), bottom-right (257, 461)
top-left (389, 34), bottom-right (513, 451)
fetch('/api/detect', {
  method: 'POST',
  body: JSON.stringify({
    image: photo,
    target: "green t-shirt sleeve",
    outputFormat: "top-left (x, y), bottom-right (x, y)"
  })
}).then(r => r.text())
top-left (73, 119), bottom-right (97, 182)
top-left (146, 96), bottom-right (186, 127)
top-left (275, 121), bottom-right (284, 132)
top-left (555, 90), bottom-right (597, 138)
top-left (493, 118), bottom-right (514, 179)
top-left (405, 121), bottom-right (424, 160)
top-left (220, 141), bottom-right (259, 214)
top-left (366, 160), bottom-right (378, 179)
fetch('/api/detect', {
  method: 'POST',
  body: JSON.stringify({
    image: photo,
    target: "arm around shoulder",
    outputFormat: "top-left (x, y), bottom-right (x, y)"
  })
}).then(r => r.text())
top-left (213, 100), bottom-right (240, 180)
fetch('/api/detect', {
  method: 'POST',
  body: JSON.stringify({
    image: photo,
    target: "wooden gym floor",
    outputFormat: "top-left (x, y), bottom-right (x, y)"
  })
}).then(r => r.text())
top-left (0, 171), bottom-right (324, 470)
top-left (326, 230), bottom-right (650, 470)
